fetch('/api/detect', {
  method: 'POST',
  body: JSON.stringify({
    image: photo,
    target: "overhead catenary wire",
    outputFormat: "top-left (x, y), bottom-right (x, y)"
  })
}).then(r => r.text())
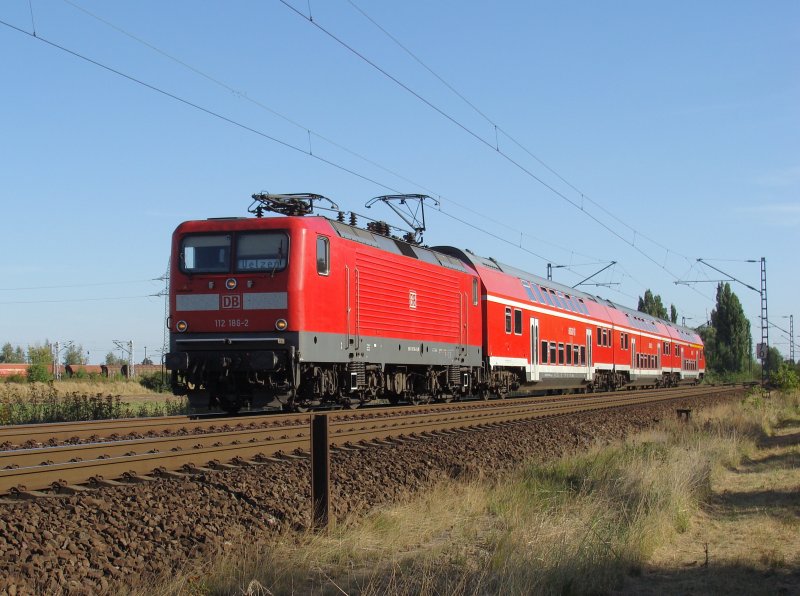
top-left (345, 0), bottom-right (698, 268)
top-left (4, 10), bottom-right (658, 305)
top-left (284, 0), bottom-right (712, 301)
top-left (0, 19), bottom-right (401, 195)
top-left (0, 278), bottom-right (161, 291)
top-left (0, 294), bottom-right (159, 305)
top-left (4, 6), bottom-right (623, 289)
top-left (56, 0), bottom-right (614, 270)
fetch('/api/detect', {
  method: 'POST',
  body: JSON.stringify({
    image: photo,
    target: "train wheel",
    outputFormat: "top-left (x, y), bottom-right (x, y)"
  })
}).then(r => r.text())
top-left (410, 394), bottom-right (431, 406)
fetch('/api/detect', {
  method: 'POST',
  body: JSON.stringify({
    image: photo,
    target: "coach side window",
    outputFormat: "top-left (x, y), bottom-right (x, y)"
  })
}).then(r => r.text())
top-left (514, 309), bottom-right (523, 335)
top-left (550, 342), bottom-right (557, 363)
top-left (505, 307), bottom-right (512, 334)
top-left (316, 236), bottom-right (330, 275)
top-left (541, 340), bottom-right (549, 364)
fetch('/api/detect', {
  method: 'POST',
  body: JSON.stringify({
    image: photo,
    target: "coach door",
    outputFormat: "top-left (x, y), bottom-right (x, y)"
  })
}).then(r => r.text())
top-left (586, 328), bottom-right (593, 381)
top-left (529, 318), bottom-right (540, 382)
top-left (344, 265), bottom-right (361, 351)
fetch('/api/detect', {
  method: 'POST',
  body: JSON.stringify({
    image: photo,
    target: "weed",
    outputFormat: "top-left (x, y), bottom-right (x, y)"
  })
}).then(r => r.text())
top-left (0, 384), bottom-right (189, 425)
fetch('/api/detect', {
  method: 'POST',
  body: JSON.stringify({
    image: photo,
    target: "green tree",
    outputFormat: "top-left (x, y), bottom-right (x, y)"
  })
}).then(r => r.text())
top-left (764, 346), bottom-right (783, 376)
top-left (25, 342), bottom-right (53, 382)
top-left (63, 343), bottom-right (88, 366)
top-left (670, 304), bottom-right (678, 324)
top-left (27, 342), bottom-right (52, 365)
top-left (105, 351), bottom-right (127, 366)
top-left (1, 343), bottom-right (26, 363)
top-left (700, 283), bottom-right (752, 374)
top-left (637, 289), bottom-right (669, 320)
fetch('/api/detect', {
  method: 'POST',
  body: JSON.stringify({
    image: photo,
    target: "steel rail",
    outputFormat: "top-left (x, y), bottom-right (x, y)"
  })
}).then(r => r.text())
top-left (0, 385), bottom-right (738, 496)
top-left (0, 386), bottom-right (706, 446)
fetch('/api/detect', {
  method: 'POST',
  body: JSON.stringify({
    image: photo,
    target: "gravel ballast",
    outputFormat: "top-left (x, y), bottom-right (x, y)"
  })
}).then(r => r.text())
top-left (0, 392), bottom-right (742, 594)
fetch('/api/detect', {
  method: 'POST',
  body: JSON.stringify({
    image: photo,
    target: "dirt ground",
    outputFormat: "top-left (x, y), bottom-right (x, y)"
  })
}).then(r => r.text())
top-left (621, 418), bottom-right (800, 595)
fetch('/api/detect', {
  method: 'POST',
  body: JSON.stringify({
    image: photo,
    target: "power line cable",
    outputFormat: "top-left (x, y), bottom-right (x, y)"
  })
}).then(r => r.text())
top-left (1, 13), bottom-right (640, 301)
top-left (0, 18), bottom-right (400, 195)
top-left (57, 0), bottom-right (611, 268)
top-left (1, 16), bottom-right (602, 286)
top-left (0, 278), bottom-right (160, 291)
top-left (0, 294), bottom-right (158, 305)
top-left (286, 0), bottom-right (711, 300)
top-left (345, 0), bottom-right (697, 268)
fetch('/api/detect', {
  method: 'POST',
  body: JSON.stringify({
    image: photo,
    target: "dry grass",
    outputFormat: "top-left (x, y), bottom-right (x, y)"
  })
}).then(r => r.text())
top-left (622, 391), bottom-right (800, 594)
top-left (143, 391), bottom-right (798, 596)
top-left (0, 379), bottom-right (158, 398)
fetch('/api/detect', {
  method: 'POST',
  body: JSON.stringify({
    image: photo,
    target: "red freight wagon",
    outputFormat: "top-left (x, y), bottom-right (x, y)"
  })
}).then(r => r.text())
top-left (0, 364), bottom-right (30, 378)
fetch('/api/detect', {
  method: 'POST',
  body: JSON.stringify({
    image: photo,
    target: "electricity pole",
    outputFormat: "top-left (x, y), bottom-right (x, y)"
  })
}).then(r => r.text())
top-left (676, 257), bottom-right (769, 385)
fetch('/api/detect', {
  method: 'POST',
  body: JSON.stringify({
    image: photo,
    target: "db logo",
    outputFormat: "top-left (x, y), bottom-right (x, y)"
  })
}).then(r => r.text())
top-left (222, 294), bottom-right (242, 309)
top-left (409, 290), bottom-right (417, 310)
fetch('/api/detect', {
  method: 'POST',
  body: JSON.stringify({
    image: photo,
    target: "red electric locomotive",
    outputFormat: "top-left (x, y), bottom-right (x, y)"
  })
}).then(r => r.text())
top-left (165, 193), bottom-right (704, 411)
top-left (165, 194), bottom-right (483, 411)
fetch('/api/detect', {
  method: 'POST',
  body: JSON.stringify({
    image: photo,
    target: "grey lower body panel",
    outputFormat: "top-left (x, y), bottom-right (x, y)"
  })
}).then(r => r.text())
top-left (168, 330), bottom-right (481, 369)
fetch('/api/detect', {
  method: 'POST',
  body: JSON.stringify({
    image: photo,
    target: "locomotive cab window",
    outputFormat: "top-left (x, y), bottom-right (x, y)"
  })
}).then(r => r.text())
top-left (472, 278), bottom-right (478, 306)
top-left (181, 234), bottom-right (231, 273)
top-left (316, 235), bottom-right (330, 275)
top-left (235, 232), bottom-right (289, 272)
top-left (505, 307), bottom-right (512, 334)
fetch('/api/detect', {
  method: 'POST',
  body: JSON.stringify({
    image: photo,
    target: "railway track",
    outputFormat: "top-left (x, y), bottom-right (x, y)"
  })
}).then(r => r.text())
top-left (0, 385), bottom-right (741, 497)
top-left (0, 385), bottom-right (719, 447)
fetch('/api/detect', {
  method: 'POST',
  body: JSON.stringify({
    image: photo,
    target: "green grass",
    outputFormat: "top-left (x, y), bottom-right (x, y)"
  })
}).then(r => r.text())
top-left (0, 383), bottom-right (189, 426)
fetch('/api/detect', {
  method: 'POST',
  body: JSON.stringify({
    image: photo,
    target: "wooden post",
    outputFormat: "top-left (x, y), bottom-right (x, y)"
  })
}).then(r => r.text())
top-left (311, 414), bottom-right (330, 531)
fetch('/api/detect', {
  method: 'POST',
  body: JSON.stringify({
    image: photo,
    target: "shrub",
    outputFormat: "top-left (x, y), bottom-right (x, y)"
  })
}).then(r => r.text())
top-left (770, 363), bottom-right (799, 392)
top-left (27, 363), bottom-right (52, 383)
top-left (139, 371), bottom-right (170, 393)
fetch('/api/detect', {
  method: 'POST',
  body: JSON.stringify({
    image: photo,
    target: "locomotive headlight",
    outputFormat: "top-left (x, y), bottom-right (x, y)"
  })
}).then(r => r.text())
top-left (275, 318), bottom-right (288, 331)
top-left (176, 320), bottom-right (189, 333)
top-left (225, 278), bottom-right (238, 290)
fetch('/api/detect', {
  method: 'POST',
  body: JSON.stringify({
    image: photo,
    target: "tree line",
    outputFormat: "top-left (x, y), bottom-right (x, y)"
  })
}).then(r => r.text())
top-left (1, 342), bottom-right (152, 367)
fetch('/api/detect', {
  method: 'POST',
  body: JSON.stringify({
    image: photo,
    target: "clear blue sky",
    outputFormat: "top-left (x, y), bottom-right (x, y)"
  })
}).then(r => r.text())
top-left (1, 1), bottom-right (798, 364)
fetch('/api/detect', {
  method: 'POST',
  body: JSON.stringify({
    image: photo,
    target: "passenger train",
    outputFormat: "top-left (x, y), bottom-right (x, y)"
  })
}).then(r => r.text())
top-left (165, 194), bottom-right (704, 411)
